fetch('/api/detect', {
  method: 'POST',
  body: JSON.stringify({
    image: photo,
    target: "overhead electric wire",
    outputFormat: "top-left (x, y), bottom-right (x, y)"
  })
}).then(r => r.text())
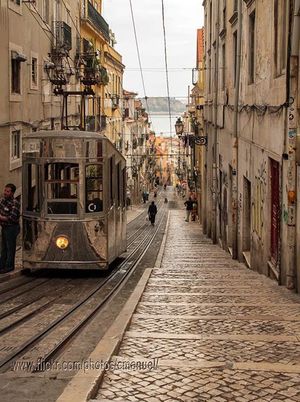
top-left (24, 3), bottom-right (55, 43)
top-left (128, 0), bottom-right (155, 132)
top-left (161, 0), bottom-right (173, 139)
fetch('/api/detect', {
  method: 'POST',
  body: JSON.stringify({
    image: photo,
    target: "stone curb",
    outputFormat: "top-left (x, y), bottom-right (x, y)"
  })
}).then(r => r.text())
top-left (154, 210), bottom-right (170, 268)
top-left (56, 267), bottom-right (153, 402)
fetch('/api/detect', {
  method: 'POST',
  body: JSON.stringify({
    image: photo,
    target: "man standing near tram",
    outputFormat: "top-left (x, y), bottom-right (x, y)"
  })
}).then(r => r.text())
top-left (0, 184), bottom-right (20, 273)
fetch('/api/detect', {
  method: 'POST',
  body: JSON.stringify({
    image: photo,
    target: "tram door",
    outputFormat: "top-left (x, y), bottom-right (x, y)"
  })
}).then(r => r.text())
top-left (108, 156), bottom-right (116, 260)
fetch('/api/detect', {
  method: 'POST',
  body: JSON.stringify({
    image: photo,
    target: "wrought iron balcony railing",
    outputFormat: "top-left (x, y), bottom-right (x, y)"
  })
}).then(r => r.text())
top-left (54, 21), bottom-right (72, 51)
top-left (87, 2), bottom-right (110, 41)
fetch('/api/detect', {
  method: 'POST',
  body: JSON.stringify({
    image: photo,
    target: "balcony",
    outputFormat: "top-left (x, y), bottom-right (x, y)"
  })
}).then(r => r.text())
top-left (87, 2), bottom-right (109, 41)
top-left (54, 21), bottom-right (72, 52)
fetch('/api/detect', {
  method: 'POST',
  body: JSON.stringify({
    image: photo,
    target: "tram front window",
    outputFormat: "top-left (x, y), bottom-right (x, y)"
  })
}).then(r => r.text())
top-left (86, 164), bottom-right (103, 213)
top-left (45, 163), bottom-right (78, 215)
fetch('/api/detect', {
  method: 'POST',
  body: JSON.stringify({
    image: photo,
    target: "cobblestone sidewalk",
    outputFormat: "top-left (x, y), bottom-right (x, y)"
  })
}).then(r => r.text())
top-left (93, 210), bottom-right (300, 402)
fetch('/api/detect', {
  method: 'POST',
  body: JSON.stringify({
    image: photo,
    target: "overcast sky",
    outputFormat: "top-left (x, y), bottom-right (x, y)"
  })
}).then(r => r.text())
top-left (102, 0), bottom-right (204, 100)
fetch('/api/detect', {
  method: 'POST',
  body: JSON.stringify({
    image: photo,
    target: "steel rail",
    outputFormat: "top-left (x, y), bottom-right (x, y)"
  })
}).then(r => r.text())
top-left (0, 204), bottom-right (167, 371)
top-left (0, 280), bottom-right (76, 335)
top-left (0, 203), bottom-right (157, 326)
top-left (34, 206), bottom-right (168, 371)
top-left (0, 279), bottom-right (53, 305)
top-left (0, 277), bottom-right (37, 296)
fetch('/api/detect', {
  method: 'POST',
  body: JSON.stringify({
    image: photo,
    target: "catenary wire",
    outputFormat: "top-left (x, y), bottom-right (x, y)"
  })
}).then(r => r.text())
top-left (161, 0), bottom-right (173, 140)
top-left (128, 0), bottom-right (155, 132)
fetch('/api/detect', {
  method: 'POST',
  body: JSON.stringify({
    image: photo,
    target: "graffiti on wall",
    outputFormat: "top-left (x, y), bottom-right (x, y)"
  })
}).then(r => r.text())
top-left (253, 160), bottom-right (267, 239)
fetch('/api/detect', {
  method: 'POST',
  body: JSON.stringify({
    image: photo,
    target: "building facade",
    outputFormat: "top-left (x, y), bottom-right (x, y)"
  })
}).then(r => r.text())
top-left (80, 0), bottom-right (124, 142)
top-left (123, 90), bottom-right (150, 204)
top-left (0, 0), bottom-right (80, 197)
top-left (203, 0), bottom-right (300, 290)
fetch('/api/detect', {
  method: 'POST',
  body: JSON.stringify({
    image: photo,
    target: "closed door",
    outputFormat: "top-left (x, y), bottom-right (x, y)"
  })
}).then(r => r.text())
top-left (270, 160), bottom-right (280, 264)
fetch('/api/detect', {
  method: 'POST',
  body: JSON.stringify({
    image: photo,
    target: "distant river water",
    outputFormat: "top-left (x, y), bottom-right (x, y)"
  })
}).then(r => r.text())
top-left (149, 114), bottom-right (180, 137)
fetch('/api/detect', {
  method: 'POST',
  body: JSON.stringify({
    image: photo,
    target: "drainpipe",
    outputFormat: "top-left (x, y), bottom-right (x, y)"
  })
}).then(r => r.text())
top-left (295, 0), bottom-right (300, 290)
top-left (232, 0), bottom-right (242, 260)
top-left (211, 0), bottom-right (220, 244)
top-left (284, 0), bottom-right (299, 289)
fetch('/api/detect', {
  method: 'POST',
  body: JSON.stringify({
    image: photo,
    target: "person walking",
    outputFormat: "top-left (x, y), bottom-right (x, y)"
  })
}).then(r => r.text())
top-left (0, 184), bottom-right (21, 273)
top-left (184, 197), bottom-right (194, 222)
top-left (191, 198), bottom-right (198, 221)
top-left (148, 201), bottom-right (157, 226)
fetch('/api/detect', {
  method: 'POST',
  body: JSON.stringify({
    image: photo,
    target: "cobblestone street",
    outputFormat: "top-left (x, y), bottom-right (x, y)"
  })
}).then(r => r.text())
top-left (93, 210), bottom-right (300, 402)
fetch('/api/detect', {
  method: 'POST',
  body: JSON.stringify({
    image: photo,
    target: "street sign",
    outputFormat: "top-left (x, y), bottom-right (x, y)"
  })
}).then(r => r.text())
top-left (195, 136), bottom-right (207, 146)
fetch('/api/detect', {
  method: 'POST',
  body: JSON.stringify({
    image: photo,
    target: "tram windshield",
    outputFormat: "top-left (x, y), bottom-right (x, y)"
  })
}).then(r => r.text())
top-left (45, 163), bottom-right (78, 215)
top-left (86, 164), bottom-right (103, 213)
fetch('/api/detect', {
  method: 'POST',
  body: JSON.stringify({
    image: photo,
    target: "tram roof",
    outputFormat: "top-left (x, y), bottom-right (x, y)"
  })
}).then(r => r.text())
top-left (25, 130), bottom-right (107, 140)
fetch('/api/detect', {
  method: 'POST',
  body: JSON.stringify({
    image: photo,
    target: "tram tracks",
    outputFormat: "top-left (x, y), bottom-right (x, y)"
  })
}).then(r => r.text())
top-left (0, 201), bottom-right (168, 373)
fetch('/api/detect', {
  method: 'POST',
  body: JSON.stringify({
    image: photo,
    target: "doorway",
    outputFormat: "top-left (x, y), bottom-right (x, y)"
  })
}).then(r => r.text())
top-left (270, 159), bottom-right (280, 266)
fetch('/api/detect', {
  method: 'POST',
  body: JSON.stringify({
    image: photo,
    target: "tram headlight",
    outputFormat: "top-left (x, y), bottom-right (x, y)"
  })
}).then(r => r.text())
top-left (55, 235), bottom-right (69, 250)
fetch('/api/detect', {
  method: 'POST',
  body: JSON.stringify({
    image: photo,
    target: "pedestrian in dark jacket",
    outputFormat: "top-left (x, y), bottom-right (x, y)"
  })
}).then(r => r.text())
top-left (0, 184), bottom-right (20, 273)
top-left (148, 201), bottom-right (157, 226)
top-left (184, 197), bottom-right (193, 222)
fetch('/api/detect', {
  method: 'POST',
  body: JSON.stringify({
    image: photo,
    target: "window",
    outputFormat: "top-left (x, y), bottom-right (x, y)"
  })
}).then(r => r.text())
top-left (117, 163), bottom-right (121, 206)
top-left (31, 57), bottom-right (38, 87)
top-left (11, 130), bottom-right (21, 160)
top-left (248, 10), bottom-right (256, 84)
top-left (222, 3), bottom-right (226, 31)
top-left (208, 57), bottom-right (211, 93)
top-left (274, 0), bottom-right (288, 76)
top-left (42, 0), bottom-right (49, 23)
top-left (45, 163), bottom-right (78, 215)
top-left (122, 168), bottom-right (126, 207)
top-left (233, 31), bottom-right (237, 87)
top-left (85, 164), bottom-right (103, 213)
top-left (253, 177), bottom-right (263, 238)
top-left (222, 44), bottom-right (226, 90)
top-left (234, 0), bottom-right (238, 11)
top-left (11, 53), bottom-right (21, 94)
top-left (109, 157), bottom-right (114, 206)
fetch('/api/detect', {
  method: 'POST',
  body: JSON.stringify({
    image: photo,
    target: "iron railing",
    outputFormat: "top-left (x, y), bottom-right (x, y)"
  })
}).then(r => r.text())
top-left (55, 21), bottom-right (72, 51)
top-left (87, 2), bottom-right (109, 41)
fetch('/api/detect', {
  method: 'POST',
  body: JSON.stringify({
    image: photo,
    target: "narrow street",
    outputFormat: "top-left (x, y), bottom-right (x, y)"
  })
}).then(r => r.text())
top-left (60, 200), bottom-right (300, 401)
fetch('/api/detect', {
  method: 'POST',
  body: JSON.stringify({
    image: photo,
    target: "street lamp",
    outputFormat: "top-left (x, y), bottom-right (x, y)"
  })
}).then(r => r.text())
top-left (175, 117), bottom-right (184, 137)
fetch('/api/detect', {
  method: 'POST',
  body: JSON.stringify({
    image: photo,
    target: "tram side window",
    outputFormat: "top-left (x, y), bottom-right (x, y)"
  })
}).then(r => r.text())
top-left (122, 168), bottom-right (126, 207)
top-left (45, 163), bottom-right (78, 215)
top-left (86, 164), bottom-right (103, 213)
top-left (117, 163), bottom-right (121, 206)
top-left (108, 157), bottom-right (114, 207)
top-left (24, 163), bottom-right (40, 213)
